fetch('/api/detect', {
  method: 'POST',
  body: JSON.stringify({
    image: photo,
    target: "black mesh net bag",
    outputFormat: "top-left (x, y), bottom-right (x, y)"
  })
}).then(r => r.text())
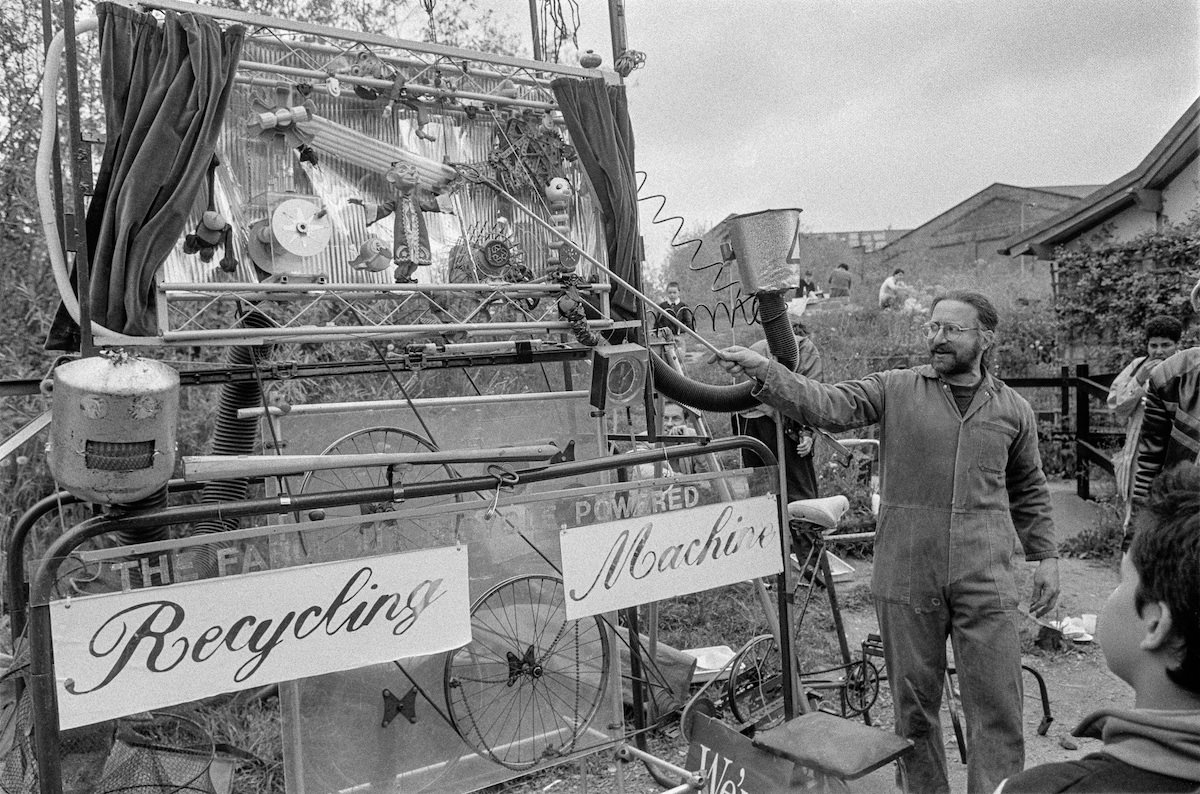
top-left (0, 640), bottom-right (118, 794)
top-left (94, 714), bottom-right (228, 794)
top-left (0, 642), bottom-right (38, 794)
top-left (0, 635), bottom-right (233, 794)
top-left (0, 683), bottom-right (37, 794)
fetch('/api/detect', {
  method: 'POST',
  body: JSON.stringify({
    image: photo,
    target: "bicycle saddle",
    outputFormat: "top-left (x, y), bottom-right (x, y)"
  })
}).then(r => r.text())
top-left (787, 495), bottom-right (850, 528)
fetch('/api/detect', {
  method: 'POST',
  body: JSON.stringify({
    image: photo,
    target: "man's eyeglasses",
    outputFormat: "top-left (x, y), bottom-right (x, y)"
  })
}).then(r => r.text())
top-left (920, 321), bottom-right (982, 340)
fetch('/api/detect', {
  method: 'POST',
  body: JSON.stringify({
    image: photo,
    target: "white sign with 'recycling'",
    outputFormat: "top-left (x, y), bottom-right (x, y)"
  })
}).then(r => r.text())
top-left (50, 544), bottom-right (470, 730)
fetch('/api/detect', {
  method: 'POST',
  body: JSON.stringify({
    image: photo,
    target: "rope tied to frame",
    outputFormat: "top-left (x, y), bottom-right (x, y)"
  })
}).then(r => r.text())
top-left (484, 464), bottom-right (520, 520)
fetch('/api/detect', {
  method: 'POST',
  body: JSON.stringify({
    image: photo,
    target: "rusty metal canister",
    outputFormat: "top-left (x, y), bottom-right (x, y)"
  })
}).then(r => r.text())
top-left (46, 352), bottom-right (179, 504)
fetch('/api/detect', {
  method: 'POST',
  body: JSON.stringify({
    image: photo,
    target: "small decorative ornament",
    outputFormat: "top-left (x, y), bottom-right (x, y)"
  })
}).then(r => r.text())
top-left (351, 163), bottom-right (443, 283)
top-left (496, 78), bottom-right (519, 99)
top-left (129, 395), bottom-right (161, 421)
top-left (348, 237), bottom-right (392, 272)
top-left (446, 217), bottom-right (529, 286)
top-left (182, 210), bottom-right (231, 263)
top-left (544, 176), bottom-right (572, 204)
top-left (544, 177), bottom-right (577, 273)
top-left (79, 395), bottom-right (108, 420)
top-left (482, 239), bottom-right (512, 271)
top-left (487, 113), bottom-right (575, 195)
top-left (247, 197), bottom-right (334, 275)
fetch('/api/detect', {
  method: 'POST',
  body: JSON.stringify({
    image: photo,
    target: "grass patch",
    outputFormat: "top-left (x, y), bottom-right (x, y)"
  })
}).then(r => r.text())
top-left (1059, 498), bottom-right (1125, 562)
top-left (658, 578), bottom-right (850, 675)
top-left (192, 695), bottom-right (285, 793)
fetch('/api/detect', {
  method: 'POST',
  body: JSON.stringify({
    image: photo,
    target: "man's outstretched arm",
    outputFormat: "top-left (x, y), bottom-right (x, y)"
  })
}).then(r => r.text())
top-left (709, 346), bottom-right (882, 431)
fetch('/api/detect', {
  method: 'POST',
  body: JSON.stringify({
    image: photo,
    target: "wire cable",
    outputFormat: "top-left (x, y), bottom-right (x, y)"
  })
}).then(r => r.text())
top-left (634, 170), bottom-right (757, 333)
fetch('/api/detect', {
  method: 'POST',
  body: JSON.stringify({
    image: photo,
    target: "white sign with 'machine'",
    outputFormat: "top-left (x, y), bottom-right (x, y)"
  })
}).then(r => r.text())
top-left (560, 495), bottom-right (782, 620)
top-left (51, 545), bottom-right (470, 730)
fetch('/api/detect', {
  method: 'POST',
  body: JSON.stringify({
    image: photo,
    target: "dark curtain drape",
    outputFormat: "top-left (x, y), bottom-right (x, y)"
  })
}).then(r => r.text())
top-left (551, 77), bottom-right (642, 320)
top-left (48, 3), bottom-right (244, 348)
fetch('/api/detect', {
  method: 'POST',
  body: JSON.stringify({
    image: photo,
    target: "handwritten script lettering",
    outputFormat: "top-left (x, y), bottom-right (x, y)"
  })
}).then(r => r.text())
top-left (66, 566), bottom-right (445, 695)
top-left (568, 505), bottom-right (769, 602)
top-left (561, 496), bottom-right (781, 619)
top-left (697, 743), bottom-right (748, 794)
top-left (684, 714), bottom-right (794, 793)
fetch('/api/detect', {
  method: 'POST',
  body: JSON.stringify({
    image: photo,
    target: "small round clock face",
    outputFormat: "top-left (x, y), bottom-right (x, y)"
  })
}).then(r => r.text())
top-left (608, 358), bottom-right (644, 403)
top-left (559, 245), bottom-right (581, 269)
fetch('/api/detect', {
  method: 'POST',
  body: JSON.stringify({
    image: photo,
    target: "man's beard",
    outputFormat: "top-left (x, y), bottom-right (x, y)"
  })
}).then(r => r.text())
top-left (930, 340), bottom-right (982, 376)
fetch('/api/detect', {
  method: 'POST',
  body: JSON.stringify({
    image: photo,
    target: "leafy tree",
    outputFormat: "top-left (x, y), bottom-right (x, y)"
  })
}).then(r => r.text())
top-left (218, 0), bottom-right (524, 53)
top-left (0, 0), bottom-right (70, 384)
top-left (1054, 212), bottom-right (1200, 368)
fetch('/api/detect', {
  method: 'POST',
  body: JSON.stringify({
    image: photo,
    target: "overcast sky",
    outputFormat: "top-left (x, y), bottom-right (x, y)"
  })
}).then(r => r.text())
top-left (565, 1), bottom-right (1200, 267)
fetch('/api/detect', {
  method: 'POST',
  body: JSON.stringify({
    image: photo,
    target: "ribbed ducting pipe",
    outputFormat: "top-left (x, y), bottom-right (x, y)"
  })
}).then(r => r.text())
top-left (652, 291), bottom-right (798, 412)
top-left (186, 311), bottom-right (275, 574)
top-left (112, 486), bottom-right (170, 545)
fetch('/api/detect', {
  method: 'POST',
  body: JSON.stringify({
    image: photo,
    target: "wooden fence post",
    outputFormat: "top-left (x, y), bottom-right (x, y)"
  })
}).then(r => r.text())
top-left (1075, 363), bottom-right (1090, 500)
top-left (1060, 365), bottom-right (1070, 430)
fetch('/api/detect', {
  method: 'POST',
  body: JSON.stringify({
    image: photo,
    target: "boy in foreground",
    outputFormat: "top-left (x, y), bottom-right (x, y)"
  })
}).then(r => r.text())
top-left (997, 463), bottom-right (1200, 792)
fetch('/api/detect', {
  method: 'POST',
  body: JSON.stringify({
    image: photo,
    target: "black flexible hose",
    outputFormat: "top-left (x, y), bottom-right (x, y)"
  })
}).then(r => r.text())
top-left (651, 352), bottom-right (757, 412)
top-left (759, 291), bottom-right (799, 372)
top-left (112, 486), bottom-right (170, 546)
top-left (652, 291), bottom-right (797, 412)
top-left (110, 485), bottom-right (170, 590)
top-left (187, 311), bottom-right (275, 573)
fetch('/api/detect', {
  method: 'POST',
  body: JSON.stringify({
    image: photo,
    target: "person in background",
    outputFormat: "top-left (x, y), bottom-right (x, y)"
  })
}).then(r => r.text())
top-left (827, 263), bottom-right (852, 298)
top-left (796, 270), bottom-right (819, 298)
top-left (1107, 315), bottom-right (1182, 528)
top-left (878, 267), bottom-right (909, 310)
top-left (1131, 280), bottom-right (1200, 509)
top-left (662, 399), bottom-right (697, 437)
top-left (654, 281), bottom-right (695, 333)
top-left (711, 290), bottom-right (1060, 794)
top-left (996, 463), bottom-right (1200, 793)
top-left (730, 304), bottom-right (822, 505)
top-left (662, 399), bottom-right (708, 476)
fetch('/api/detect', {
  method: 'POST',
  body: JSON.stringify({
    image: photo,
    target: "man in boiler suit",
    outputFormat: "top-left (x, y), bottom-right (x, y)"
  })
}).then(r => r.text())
top-left (711, 290), bottom-right (1059, 793)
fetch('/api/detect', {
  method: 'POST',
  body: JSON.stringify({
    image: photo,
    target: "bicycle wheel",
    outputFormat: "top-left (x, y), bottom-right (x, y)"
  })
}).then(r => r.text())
top-left (298, 427), bottom-right (459, 556)
top-left (726, 634), bottom-right (785, 730)
top-left (840, 659), bottom-right (880, 718)
top-left (444, 575), bottom-right (610, 770)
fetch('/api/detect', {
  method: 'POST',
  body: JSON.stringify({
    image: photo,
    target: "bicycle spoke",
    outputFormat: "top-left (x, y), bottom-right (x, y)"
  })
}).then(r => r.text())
top-left (445, 574), bottom-right (610, 770)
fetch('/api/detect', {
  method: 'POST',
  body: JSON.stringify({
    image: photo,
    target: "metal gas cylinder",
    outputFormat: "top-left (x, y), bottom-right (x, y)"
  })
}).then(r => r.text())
top-left (46, 352), bottom-right (179, 504)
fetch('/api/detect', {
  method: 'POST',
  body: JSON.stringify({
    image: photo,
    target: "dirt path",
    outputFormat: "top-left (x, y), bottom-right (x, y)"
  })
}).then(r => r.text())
top-left (834, 479), bottom-right (1127, 791)
top-left (834, 552), bottom-right (1124, 792)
